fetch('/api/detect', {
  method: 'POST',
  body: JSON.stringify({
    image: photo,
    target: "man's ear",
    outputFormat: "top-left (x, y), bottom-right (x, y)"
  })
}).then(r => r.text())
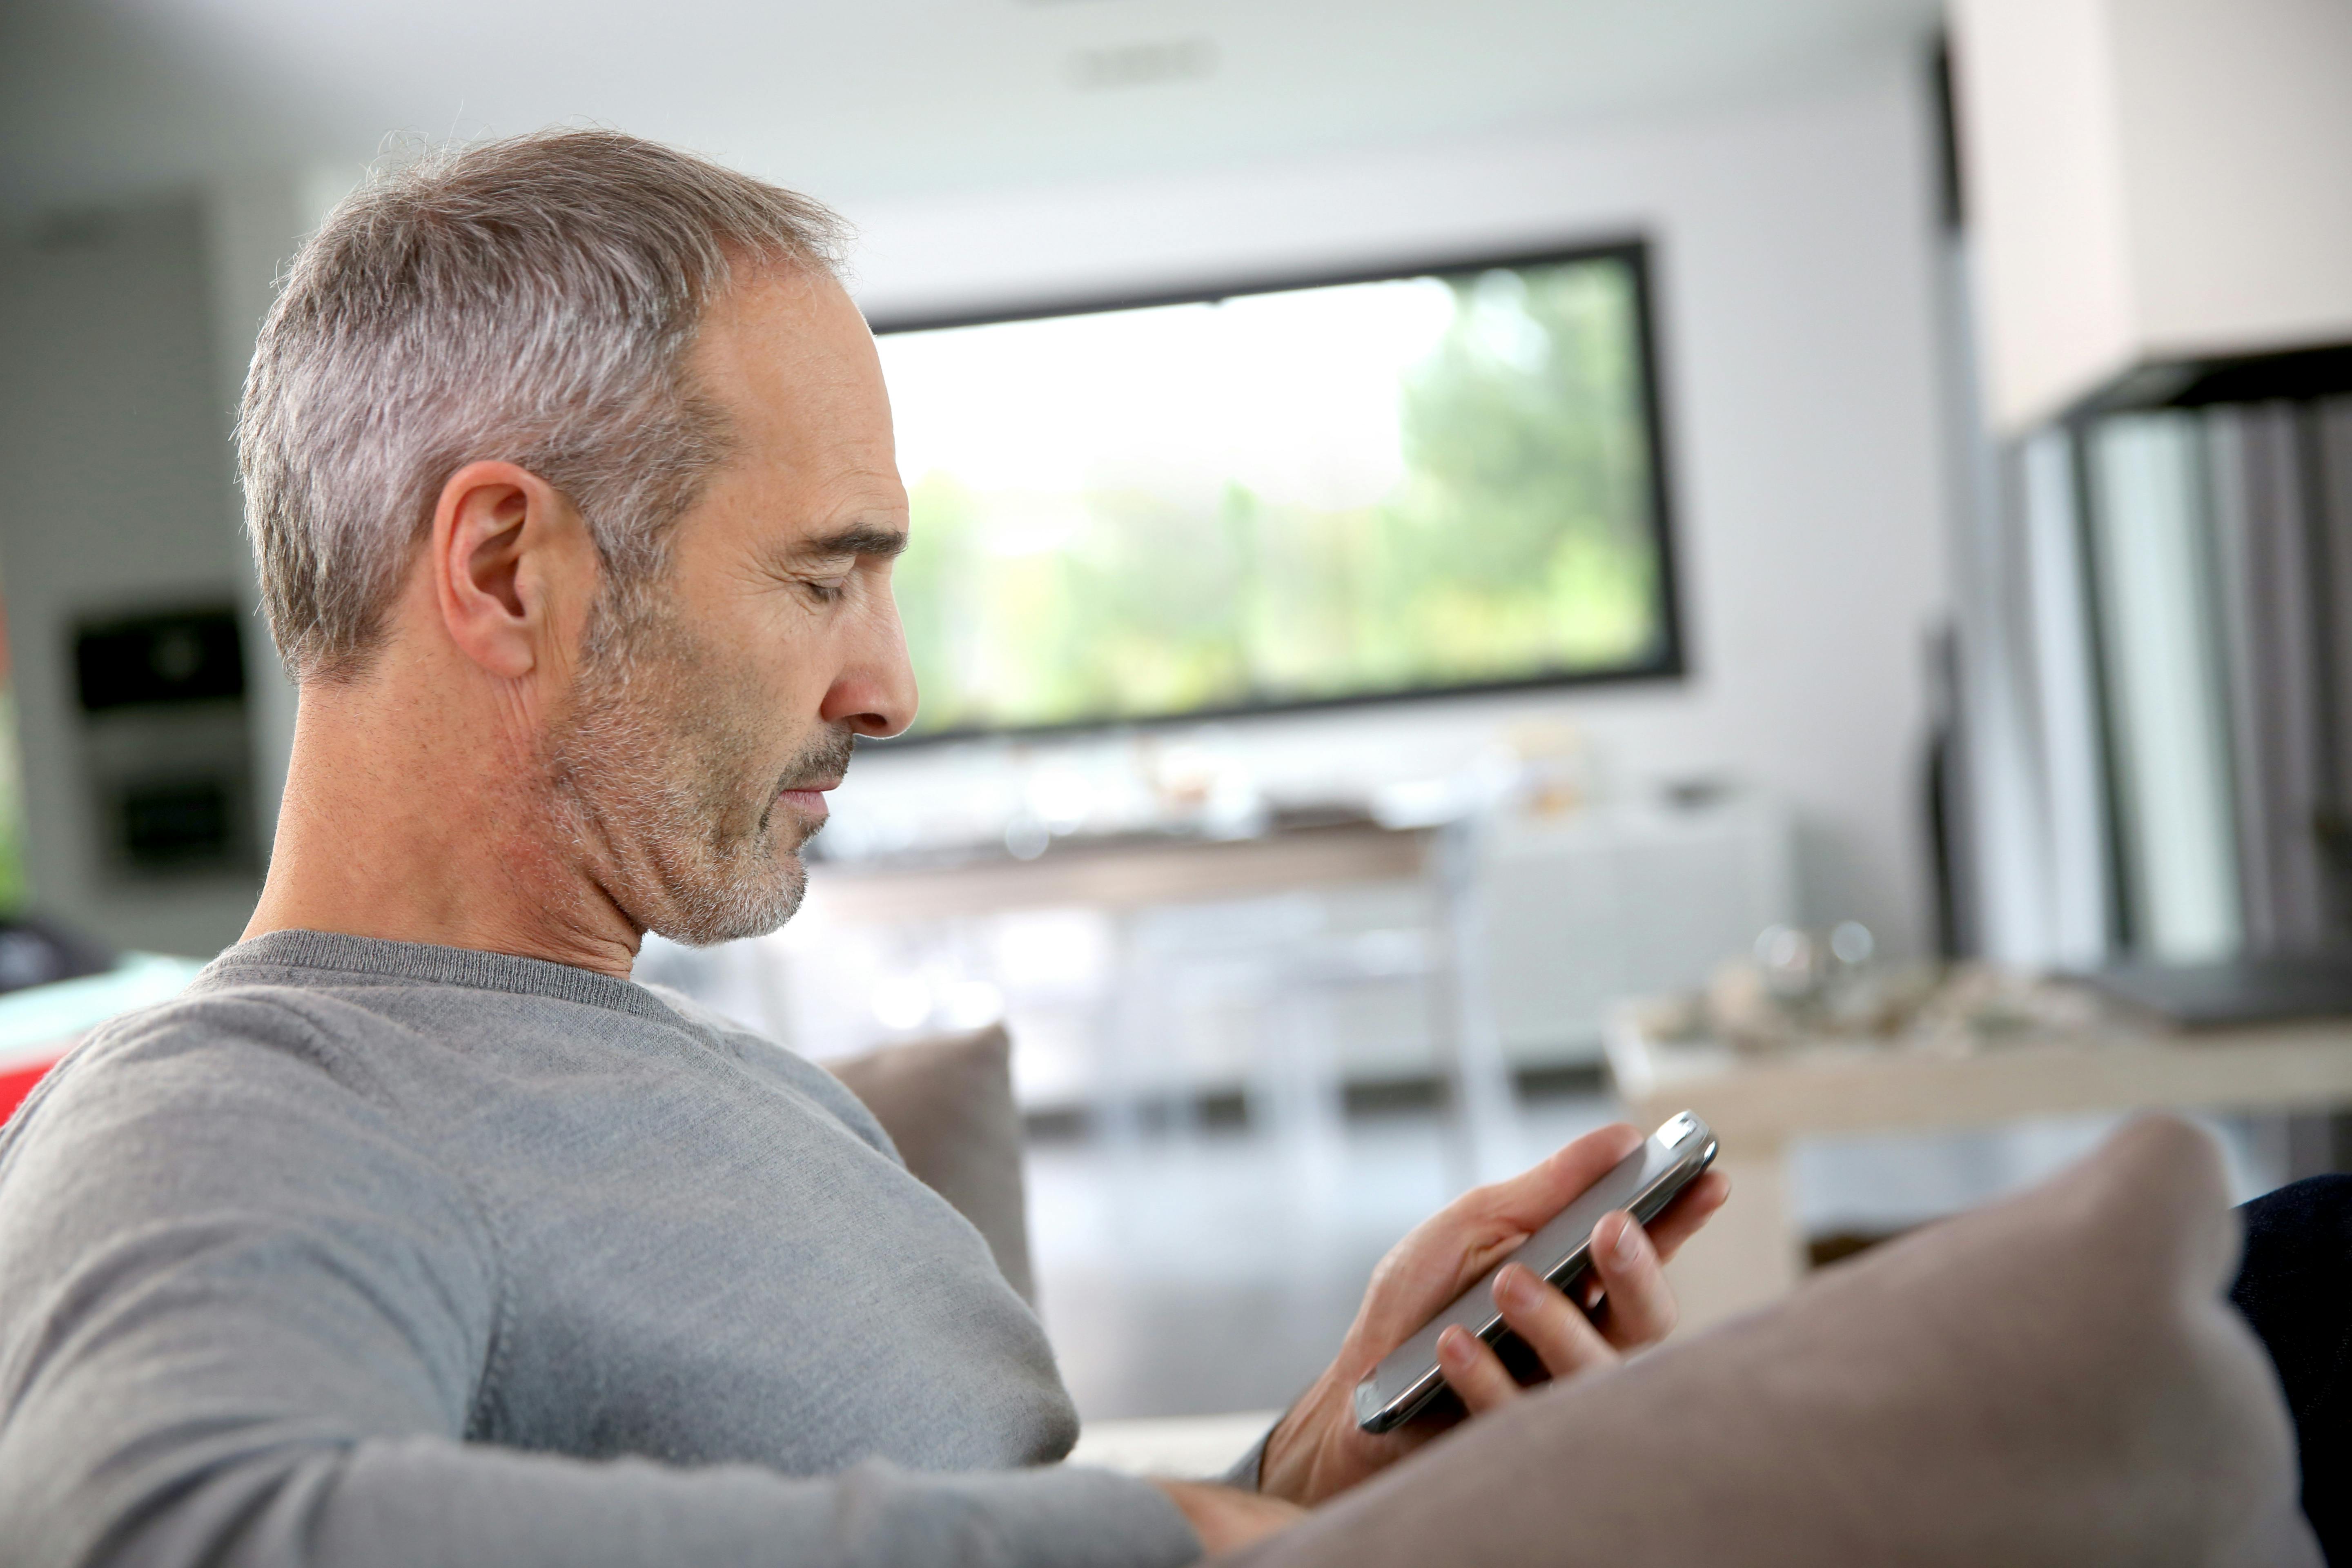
top-left (428, 461), bottom-right (598, 681)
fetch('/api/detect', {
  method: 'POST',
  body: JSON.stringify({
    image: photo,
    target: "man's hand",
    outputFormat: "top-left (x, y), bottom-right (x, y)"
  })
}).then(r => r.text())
top-left (1151, 1479), bottom-right (1306, 1553)
top-left (1254, 1123), bottom-right (1730, 1508)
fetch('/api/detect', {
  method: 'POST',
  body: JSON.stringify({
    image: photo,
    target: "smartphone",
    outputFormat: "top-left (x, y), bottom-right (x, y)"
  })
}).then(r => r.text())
top-left (1352, 1111), bottom-right (1719, 1433)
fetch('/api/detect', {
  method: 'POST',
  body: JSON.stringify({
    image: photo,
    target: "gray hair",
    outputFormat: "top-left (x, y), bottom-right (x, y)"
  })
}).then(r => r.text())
top-left (238, 129), bottom-right (850, 682)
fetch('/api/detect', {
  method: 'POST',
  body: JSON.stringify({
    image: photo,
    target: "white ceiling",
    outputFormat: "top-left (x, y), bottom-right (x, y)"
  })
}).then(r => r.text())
top-left (1, 0), bottom-right (1941, 219)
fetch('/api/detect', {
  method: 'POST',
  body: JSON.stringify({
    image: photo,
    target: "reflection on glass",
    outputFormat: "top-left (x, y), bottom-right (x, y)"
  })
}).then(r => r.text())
top-left (877, 250), bottom-right (1669, 737)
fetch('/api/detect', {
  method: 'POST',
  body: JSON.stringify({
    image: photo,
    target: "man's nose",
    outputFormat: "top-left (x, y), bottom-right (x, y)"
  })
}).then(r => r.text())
top-left (820, 597), bottom-right (918, 739)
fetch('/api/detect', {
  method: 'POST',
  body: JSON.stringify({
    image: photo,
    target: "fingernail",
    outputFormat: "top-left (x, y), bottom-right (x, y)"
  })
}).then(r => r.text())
top-left (1495, 1264), bottom-right (1532, 1305)
top-left (1613, 1216), bottom-right (1642, 1265)
top-left (1438, 1326), bottom-right (1470, 1364)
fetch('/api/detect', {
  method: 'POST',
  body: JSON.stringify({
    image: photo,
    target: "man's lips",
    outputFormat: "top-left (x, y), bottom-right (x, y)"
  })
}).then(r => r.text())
top-left (776, 779), bottom-right (841, 819)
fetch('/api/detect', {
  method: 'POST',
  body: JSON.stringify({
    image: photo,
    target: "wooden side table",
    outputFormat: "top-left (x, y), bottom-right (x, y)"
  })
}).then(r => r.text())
top-left (1607, 996), bottom-right (2352, 1331)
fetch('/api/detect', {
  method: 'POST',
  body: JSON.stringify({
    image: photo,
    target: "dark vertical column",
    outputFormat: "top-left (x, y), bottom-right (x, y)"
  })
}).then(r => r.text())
top-left (2068, 422), bottom-right (2136, 954)
top-left (1924, 622), bottom-right (1971, 958)
top-left (2303, 399), bottom-right (2352, 939)
top-left (2211, 403), bottom-right (2331, 953)
top-left (2209, 406), bottom-right (2272, 950)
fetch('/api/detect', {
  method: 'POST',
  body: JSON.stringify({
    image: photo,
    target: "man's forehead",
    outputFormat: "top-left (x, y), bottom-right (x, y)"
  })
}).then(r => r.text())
top-left (695, 265), bottom-right (876, 396)
top-left (690, 267), bottom-right (902, 517)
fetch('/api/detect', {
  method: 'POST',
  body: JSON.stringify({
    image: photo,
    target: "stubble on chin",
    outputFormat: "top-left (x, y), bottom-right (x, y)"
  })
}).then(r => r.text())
top-left (546, 595), bottom-right (838, 947)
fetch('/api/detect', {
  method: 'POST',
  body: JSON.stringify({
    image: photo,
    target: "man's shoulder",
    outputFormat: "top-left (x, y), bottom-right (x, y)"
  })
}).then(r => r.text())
top-left (12, 980), bottom-right (423, 1158)
top-left (0, 980), bottom-right (494, 1258)
top-left (0, 982), bottom-right (501, 1362)
top-left (84, 976), bottom-right (401, 1077)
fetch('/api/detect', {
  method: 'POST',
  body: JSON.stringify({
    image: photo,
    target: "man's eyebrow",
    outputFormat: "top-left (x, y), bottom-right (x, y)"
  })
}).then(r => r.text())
top-left (796, 523), bottom-right (910, 561)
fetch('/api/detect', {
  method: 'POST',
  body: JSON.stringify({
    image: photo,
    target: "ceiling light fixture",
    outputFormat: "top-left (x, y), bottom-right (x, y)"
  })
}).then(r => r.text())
top-left (1068, 37), bottom-right (1219, 91)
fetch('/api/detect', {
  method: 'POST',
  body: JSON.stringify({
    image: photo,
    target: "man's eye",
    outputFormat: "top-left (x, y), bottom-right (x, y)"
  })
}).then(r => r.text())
top-left (805, 578), bottom-right (847, 604)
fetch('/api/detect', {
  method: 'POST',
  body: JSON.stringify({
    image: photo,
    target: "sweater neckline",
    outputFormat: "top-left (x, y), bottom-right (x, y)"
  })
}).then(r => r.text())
top-left (199, 928), bottom-right (688, 1027)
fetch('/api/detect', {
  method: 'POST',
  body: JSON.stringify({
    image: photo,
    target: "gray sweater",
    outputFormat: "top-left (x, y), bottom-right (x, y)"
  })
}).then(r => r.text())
top-left (0, 930), bottom-right (1202, 1568)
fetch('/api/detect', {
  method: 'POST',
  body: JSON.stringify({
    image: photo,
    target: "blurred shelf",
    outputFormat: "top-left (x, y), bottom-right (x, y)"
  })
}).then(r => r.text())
top-left (807, 820), bottom-right (1434, 925)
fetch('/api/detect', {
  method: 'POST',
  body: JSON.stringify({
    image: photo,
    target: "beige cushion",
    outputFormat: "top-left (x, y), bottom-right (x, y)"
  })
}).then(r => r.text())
top-left (826, 1024), bottom-right (1034, 1304)
top-left (1224, 1115), bottom-right (2317, 1567)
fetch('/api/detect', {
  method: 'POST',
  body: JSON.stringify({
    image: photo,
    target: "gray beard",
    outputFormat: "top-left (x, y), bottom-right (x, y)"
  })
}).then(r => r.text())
top-left (546, 592), bottom-right (853, 947)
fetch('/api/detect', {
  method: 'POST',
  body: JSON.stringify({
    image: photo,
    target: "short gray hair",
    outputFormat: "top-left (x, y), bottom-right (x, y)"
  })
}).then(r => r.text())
top-left (238, 129), bottom-right (850, 682)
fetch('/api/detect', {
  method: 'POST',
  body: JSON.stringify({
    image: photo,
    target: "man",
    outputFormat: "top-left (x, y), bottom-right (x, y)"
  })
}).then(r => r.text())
top-left (0, 131), bottom-right (1724, 1568)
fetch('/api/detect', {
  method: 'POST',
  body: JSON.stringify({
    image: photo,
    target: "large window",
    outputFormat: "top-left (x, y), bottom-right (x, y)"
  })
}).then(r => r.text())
top-left (874, 241), bottom-right (1679, 739)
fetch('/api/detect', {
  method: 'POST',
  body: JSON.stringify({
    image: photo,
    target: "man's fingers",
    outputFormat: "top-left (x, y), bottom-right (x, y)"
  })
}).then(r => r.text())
top-left (1643, 1169), bottom-right (1733, 1264)
top-left (1467, 1123), bottom-right (1643, 1232)
top-left (1435, 1325), bottom-right (1521, 1415)
top-left (1492, 1262), bottom-right (1619, 1380)
top-left (1585, 1213), bottom-right (1677, 1349)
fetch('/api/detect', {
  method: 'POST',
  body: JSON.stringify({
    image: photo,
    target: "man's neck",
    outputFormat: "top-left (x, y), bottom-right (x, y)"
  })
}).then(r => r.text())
top-left (243, 674), bottom-right (644, 979)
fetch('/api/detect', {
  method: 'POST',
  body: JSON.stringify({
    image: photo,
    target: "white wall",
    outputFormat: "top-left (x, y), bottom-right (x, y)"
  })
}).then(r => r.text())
top-left (1952, 0), bottom-right (2352, 432)
top-left (836, 55), bottom-right (1956, 954)
top-left (1944, 0), bottom-right (2136, 437)
top-left (0, 203), bottom-right (263, 955)
top-left (0, 167), bottom-right (343, 957)
top-left (2114, 0), bottom-right (2352, 363)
